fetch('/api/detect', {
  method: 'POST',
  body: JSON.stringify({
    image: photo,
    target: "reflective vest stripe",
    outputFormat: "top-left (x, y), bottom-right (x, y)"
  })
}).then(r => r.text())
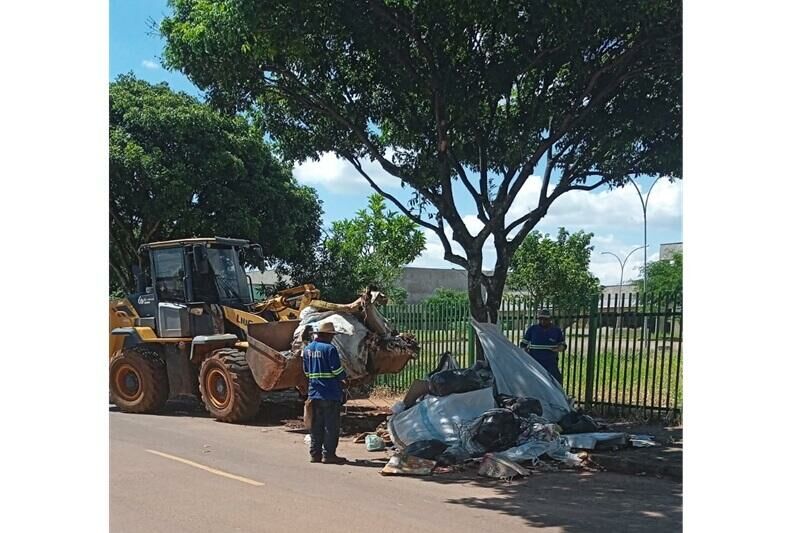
top-left (306, 372), bottom-right (337, 379)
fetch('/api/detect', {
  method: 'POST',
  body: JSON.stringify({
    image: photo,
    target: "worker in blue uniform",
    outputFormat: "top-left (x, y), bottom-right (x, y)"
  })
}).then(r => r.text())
top-left (520, 309), bottom-right (567, 384)
top-left (303, 321), bottom-right (348, 464)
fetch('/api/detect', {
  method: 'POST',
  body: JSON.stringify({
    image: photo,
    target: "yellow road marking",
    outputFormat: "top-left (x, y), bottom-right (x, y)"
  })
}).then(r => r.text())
top-left (145, 449), bottom-right (264, 487)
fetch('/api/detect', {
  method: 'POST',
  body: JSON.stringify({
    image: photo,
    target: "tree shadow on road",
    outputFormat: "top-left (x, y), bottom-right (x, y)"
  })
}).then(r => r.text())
top-left (415, 468), bottom-right (682, 532)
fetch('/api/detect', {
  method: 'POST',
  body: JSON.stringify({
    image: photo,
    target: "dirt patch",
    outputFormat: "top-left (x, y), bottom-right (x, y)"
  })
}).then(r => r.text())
top-left (341, 404), bottom-right (390, 436)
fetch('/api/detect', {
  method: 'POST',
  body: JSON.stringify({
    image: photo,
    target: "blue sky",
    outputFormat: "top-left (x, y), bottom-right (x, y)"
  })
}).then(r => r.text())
top-left (110, 0), bottom-right (683, 286)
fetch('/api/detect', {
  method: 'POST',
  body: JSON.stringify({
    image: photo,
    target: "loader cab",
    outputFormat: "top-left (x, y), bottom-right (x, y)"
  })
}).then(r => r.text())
top-left (129, 237), bottom-right (265, 326)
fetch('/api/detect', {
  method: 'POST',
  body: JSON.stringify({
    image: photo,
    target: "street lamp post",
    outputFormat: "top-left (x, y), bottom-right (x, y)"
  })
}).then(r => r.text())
top-left (627, 176), bottom-right (667, 295)
top-left (602, 246), bottom-right (648, 309)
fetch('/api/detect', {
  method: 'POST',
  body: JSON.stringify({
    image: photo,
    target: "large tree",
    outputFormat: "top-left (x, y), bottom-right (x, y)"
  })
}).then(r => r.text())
top-left (508, 228), bottom-right (600, 307)
top-left (285, 194), bottom-right (425, 303)
top-left (110, 74), bottom-right (322, 292)
top-left (161, 0), bottom-right (681, 321)
top-left (635, 251), bottom-right (682, 295)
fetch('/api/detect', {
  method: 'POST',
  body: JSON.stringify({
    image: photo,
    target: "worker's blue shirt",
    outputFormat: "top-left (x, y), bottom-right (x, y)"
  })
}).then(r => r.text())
top-left (303, 340), bottom-right (346, 401)
top-left (522, 324), bottom-right (566, 376)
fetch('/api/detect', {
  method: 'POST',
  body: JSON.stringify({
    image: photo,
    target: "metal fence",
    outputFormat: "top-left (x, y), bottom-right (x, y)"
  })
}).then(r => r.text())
top-left (375, 292), bottom-right (682, 420)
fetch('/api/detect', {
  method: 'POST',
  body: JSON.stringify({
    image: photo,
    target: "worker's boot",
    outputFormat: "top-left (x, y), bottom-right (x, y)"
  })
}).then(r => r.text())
top-left (309, 455), bottom-right (322, 463)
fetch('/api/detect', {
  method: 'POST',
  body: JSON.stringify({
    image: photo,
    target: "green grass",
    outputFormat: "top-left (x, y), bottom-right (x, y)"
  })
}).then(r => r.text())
top-left (560, 351), bottom-right (683, 411)
top-left (375, 343), bottom-right (683, 414)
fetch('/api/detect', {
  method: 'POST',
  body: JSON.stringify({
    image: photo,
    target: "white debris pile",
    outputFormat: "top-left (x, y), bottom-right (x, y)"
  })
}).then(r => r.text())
top-left (292, 289), bottom-right (419, 381)
top-left (382, 321), bottom-right (634, 478)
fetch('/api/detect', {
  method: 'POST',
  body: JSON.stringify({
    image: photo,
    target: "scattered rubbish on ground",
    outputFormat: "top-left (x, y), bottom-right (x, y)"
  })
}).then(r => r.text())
top-left (352, 422), bottom-right (393, 445)
top-left (563, 432), bottom-right (628, 450)
top-left (630, 434), bottom-right (659, 447)
top-left (558, 411), bottom-right (601, 434)
top-left (478, 454), bottom-right (530, 480)
top-left (304, 434), bottom-right (312, 445)
top-left (404, 439), bottom-right (448, 460)
top-left (365, 434), bottom-right (385, 451)
top-left (380, 454), bottom-right (436, 476)
top-left (375, 321), bottom-right (664, 480)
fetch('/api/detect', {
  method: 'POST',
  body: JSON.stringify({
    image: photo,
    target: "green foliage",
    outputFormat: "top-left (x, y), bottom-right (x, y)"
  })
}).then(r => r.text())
top-left (285, 194), bottom-right (425, 303)
top-left (161, 1), bottom-right (682, 318)
top-left (636, 252), bottom-right (682, 295)
top-left (423, 288), bottom-right (469, 308)
top-left (508, 228), bottom-right (601, 306)
top-left (109, 74), bottom-right (322, 293)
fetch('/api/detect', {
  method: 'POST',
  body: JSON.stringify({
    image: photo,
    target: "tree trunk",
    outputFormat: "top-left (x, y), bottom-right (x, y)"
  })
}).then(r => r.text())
top-left (466, 266), bottom-right (488, 322)
top-left (465, 264), bottom-right (510, 360)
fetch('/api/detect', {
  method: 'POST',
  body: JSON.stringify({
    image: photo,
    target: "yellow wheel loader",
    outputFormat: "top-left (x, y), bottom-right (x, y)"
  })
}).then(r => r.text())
top-left (109, 237), bottom-right (416, 423)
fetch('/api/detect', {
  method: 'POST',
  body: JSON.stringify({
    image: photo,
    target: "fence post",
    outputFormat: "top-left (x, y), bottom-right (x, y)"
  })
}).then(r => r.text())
top-left (467, 320), bottom-right (476, 366)
top-left (584, 294), bottom-right (599, 409)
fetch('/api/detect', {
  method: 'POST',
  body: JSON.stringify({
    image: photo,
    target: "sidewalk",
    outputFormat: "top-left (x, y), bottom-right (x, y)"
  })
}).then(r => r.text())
top-left (589, 421), bottom-right (682, 481)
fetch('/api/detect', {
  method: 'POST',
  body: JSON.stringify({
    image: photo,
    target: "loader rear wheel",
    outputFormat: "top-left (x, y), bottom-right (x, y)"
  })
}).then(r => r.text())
top-left (198, 349), bottom-right (261, 423)
top-left (109, 346), bottom-right (169, 413)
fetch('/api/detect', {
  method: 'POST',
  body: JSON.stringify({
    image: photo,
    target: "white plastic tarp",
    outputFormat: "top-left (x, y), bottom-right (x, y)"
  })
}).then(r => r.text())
top-left (471, 320), bottom-right (571, 423)
top-left (294, 308), bottom-right (370, 379)
top-left (387, 387), bottom-right (496, 449)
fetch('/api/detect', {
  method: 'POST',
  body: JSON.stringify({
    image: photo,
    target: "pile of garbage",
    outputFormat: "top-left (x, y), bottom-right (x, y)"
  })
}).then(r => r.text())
top-left (291, 288), bottom-right (419, 382)
top-left (378, 321), bottom-right (639, 479)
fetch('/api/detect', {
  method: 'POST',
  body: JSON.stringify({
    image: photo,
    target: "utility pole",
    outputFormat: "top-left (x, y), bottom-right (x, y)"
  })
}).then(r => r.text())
top-left (602, 246), bottom-right (648, 309)
top-left (627, 176), bottom-right (667, 294)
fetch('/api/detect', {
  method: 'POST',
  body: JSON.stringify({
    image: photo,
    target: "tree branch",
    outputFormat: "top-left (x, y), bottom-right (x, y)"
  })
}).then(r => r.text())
top-left (448, 150), bottom-right (488, 223)
top-left (344, 156), bottom-right (439, 234)
top-left (567, 177), bottom-right (613, 191)
top-left (435, 216), bottom-right (469, 269)
top-left (261, 70), bottom-right (406, 181)
top-left (498, 37), bottom-right (651, 213)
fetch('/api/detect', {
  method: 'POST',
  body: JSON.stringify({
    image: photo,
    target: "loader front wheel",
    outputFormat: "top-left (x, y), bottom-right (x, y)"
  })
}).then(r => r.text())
top-left (109, 346), bottom-right (169, 413)
top-left (199, 349), bottom-right (261, 423)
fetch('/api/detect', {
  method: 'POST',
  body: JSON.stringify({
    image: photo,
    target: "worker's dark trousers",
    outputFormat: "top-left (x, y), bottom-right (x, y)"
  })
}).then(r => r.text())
top-left (309, 400), bottom-right (341, 458)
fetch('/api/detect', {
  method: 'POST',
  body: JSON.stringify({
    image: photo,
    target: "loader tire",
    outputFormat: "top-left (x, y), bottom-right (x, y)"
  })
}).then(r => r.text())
top-left (199, 349), bottom-right (261, 423)
top-left (110, 346), bottom-right (169, 413)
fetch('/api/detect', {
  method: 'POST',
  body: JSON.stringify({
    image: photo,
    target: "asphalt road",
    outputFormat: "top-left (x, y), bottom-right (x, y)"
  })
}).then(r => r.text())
top-left (110, 407), bottom-right (682, 533)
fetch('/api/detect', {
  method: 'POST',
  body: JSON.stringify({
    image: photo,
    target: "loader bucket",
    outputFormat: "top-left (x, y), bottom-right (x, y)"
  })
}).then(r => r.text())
top-left (369, 346), bottom-right (416, 374)
top-left (245, 320), bottom-right (306, 392)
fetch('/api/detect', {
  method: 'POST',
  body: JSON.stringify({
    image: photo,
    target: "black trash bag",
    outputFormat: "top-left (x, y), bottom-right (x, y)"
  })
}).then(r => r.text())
top-left (497, 395), bottom-right (543, 418)
top-left (437, 445), bottom-right (472, 466)
top-left (558, 411), bottom-right (600, 434)
top-left (429, 368), bottom-right (486, 396)
top-left (427, 352), bottom-right (460, 377)
top-left (471, 360), bottom-right (494, 388)
top-left (471, 408), bottom-right (521, 452)
top-left (428, 359), bottom-right (495, 396)
top-left (405, 439), bottom-right (449, 460)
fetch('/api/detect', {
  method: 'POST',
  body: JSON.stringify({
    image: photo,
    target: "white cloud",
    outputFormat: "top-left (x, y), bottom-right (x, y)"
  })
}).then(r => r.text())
top-left (409, 228), bottom-right (450, 268)
top-left (408, 219), bottom-right (499, 270)
top-left (141, 59), bottom-right (160, 70)
top-left (588, 233), bottom-right (661, 285)
top-left (293, 150), bottom-right (402, 194)
top-left (387, 172), bottom-right (681, 284)
top-left (508, 178), bottom-right (682, 233)
top-left (411, 225), bottom-right (665, 287)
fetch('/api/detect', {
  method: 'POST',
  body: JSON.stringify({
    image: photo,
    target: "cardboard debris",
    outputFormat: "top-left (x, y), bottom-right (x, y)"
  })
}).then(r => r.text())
top-left (380, 454), bottom-right (436, 476)
top-left (478, 455), bottom-right (530, 479)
